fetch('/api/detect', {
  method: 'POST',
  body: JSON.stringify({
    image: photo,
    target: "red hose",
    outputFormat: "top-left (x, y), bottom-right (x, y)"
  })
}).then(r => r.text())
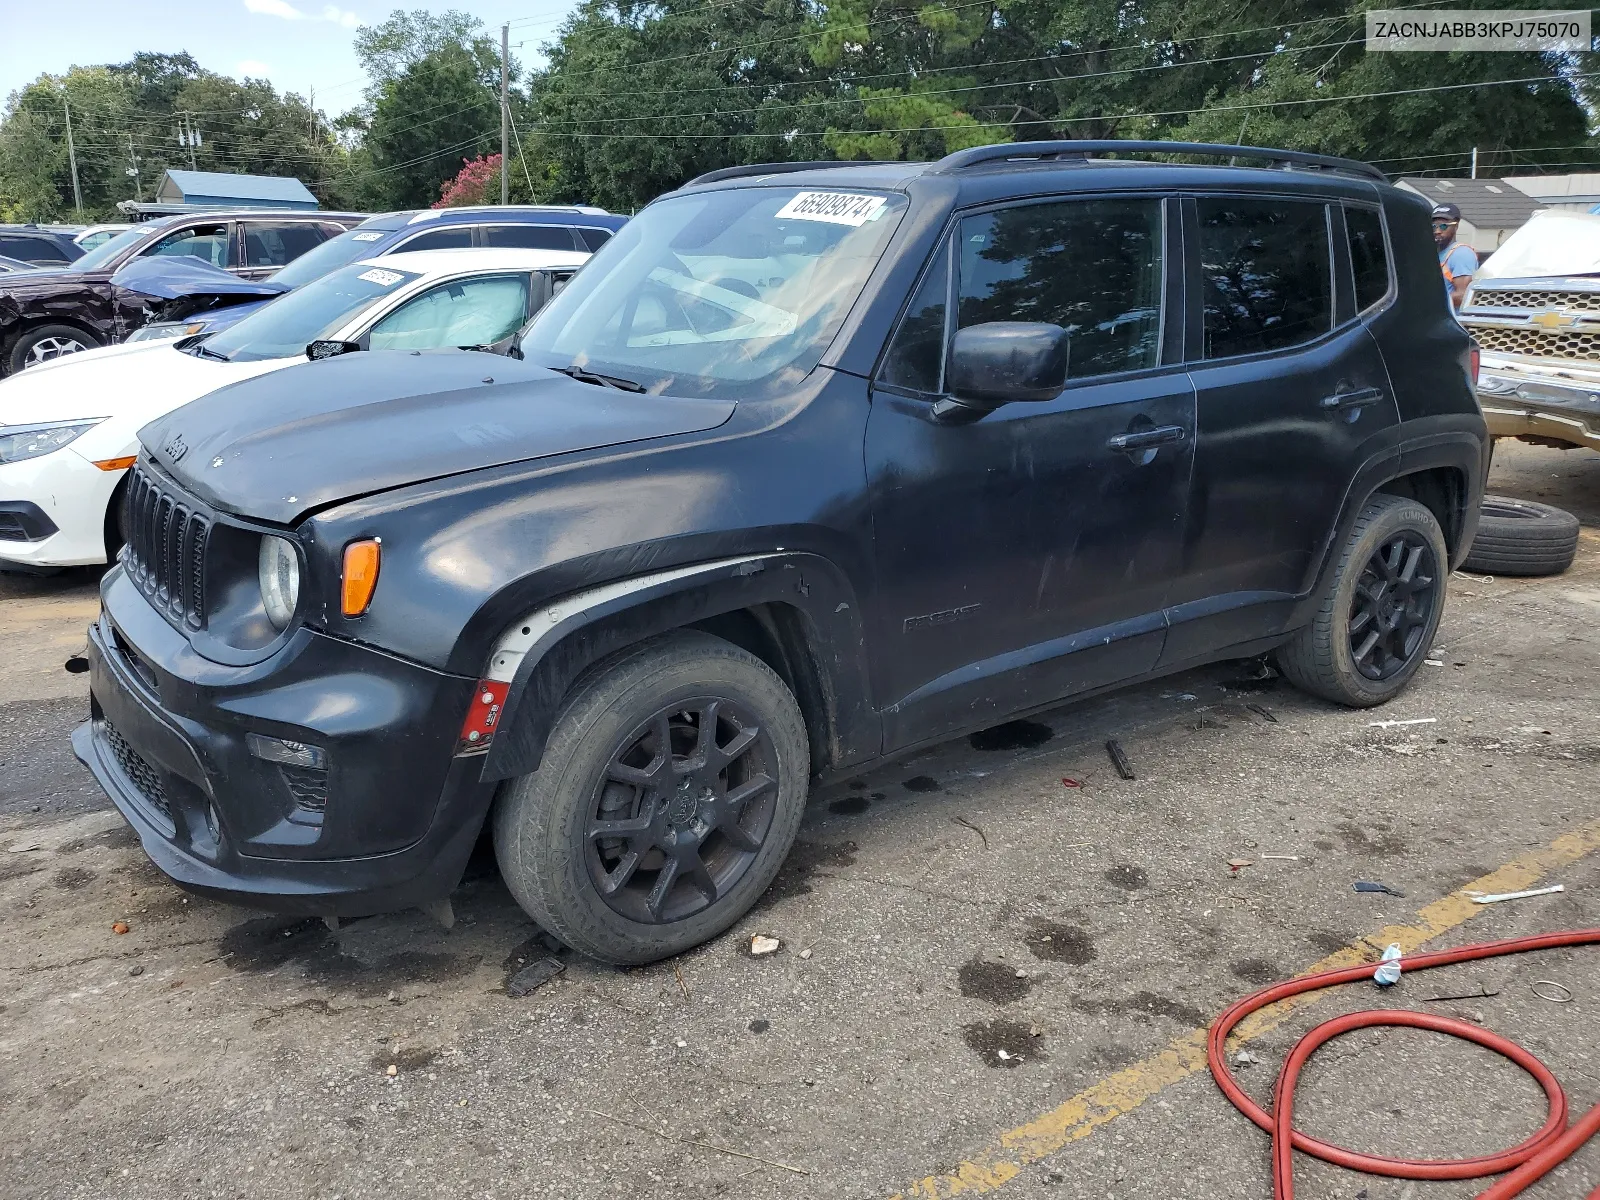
top-left (1206, 929), bottom-right (1600, 1198)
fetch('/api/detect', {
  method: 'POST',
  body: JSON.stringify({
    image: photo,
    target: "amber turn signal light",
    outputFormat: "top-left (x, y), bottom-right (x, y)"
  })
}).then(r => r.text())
top-left (93, 456), bottom-right (137, 472)
top-left (341, 538), bottom-right (381, 617)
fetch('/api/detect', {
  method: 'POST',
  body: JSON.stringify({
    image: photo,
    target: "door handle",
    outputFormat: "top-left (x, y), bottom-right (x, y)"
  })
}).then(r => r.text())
top-left (1106, 425), bottom-right (1187, 453)
top-left (1319, 386), bottom-right (1385, 411)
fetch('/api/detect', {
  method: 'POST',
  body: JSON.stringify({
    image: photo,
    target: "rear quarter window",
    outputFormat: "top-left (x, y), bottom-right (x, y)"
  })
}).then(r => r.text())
top-left (1345, 206), bottom-right (1392, 312)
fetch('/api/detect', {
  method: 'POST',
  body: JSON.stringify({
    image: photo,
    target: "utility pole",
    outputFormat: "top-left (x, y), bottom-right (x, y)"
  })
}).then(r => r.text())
top-left (500, 22), bottom-right (510, 206)
top-left (1470, 146), bottom-right (1479, 179)
top-left (126, 135), bottom-right (143, 201)
top-left (61, 95), bottom-right (83, 217)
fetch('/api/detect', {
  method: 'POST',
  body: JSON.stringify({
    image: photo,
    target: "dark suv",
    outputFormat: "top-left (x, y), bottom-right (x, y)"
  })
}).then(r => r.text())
top-left (0, 209), bottom-right (360, 374)
top-left (74, 141), bottom-right (1486, 964)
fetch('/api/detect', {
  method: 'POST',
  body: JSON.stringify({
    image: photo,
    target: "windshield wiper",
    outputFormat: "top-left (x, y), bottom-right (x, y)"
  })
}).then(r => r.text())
top-left (190, 342), bottom-right (230, 362)
top-left (551, 364), bottom-right (645, 393)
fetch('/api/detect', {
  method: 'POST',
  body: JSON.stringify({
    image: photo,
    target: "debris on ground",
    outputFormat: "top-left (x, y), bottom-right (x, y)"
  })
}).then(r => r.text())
top-left (1530, 980), bottom-right (1574, 1003)
top-left (506, 956), bottom-right (566, 997)
top-left (1353, 881), bottom-right (1406, 898)
top-left (1105, 739), bottom-right (1136, 780)
top-left (799, 948), bottom-right (813, 960)
top-left (1469, 884), bottom-right (1564, 905)
top-left (385, 1064), bottom-right (398, 1077)
top-left (1227, 858), bottom-right (1253, 872)
top-left (1373, 943), bottom-right (1403, 987)
top-left (748, 934), bottom-right (781, 957)
top-left (1246, 703), bottom-right (1278, 723)
top-left (111, 921), bottom-right (129, 935)
top-left (1367, 717), bottom-right (1437, 729)
top-left (1261, 854), bottom-right (1300, 861)
top-left (1423, 986), bottom-right (1498, 1003)
top-left (1233, 1050), bottom-right (1262, 1067)
top-left (128, 965), bottom-right (143, 977)
top-left (1060, 777), bottom-right (1081, 788)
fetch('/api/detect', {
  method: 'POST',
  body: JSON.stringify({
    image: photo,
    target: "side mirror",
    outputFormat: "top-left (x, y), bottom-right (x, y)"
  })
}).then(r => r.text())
top-left (947, 322), bottom-right (1070, 408)
top-left (306, 339), bottom-right (361, 361)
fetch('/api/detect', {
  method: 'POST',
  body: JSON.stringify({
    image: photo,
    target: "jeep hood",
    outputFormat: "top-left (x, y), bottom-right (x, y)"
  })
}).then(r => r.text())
top-left (139, 350), bottom-right (737, 524)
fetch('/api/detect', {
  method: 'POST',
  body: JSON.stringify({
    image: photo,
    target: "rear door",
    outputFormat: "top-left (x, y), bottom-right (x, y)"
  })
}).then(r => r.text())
top-left (866, 194), bottom-right (1195, 749)
top-left (239, 220), bottom-right (332, 279)
top-left (1162, 194), bottom-right (1400, 664)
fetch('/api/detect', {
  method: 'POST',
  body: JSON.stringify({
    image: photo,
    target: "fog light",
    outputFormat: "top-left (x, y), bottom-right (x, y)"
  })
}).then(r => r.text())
top-left (246, 733), bottom-right (327, 770)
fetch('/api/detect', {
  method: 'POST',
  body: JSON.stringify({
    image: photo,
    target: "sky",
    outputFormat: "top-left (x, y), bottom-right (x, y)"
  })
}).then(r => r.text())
top-left (0, 0), bottom-right (579, 118)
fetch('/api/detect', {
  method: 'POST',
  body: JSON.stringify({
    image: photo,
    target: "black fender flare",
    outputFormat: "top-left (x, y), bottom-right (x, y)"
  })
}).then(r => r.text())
top-left (476, 552), bottom-right (878, 781)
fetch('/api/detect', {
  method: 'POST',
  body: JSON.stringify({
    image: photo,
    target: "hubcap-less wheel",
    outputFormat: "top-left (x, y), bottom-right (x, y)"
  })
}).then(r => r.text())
top-left (588, 698), bottom-right (777, 924)
top-left (25, 336), bottom-right (88, 367)
top-left (1348, 531), bottom-right (1437, 681)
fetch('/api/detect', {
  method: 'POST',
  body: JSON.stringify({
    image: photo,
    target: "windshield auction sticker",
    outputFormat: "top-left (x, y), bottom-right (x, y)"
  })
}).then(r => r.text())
top-left (775, 192), bottom-right (888, 226)
top-left (1366, 9), bottom-right (1588, 50)
top-left (357, 268), bottom-right (405, 286)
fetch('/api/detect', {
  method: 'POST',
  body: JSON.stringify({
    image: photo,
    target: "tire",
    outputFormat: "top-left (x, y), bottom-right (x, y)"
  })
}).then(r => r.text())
top-left (493, 630), bottom-right (810, 965)
top-left (1276, 495), bottom-right (1448, 708)
top-left (8, 324), bottom-right (98, 374)
top-left (1461, 495), bottom-right (1579, 577)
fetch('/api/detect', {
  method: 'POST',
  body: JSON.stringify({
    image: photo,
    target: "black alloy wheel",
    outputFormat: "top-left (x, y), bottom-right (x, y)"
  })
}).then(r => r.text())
top-left (588, 698), bottom-right (778, 924)
top-left (1347, 531), bottom-right (1438, 681)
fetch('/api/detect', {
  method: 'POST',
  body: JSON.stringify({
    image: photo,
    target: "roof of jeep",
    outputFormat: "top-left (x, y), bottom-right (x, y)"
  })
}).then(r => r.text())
top-left (679, 142), bottom-right (1397, 205)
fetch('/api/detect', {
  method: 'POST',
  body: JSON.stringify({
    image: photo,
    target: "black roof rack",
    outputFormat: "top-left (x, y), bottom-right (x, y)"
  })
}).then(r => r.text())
top-left (685, 160), bottom-right (898, 187)
top-left (930, 140), bottom-right (1388, 185)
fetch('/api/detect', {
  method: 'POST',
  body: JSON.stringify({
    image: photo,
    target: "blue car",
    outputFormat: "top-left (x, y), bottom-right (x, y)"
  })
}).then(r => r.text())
top-left (128, 204), bottom-right (626, 343)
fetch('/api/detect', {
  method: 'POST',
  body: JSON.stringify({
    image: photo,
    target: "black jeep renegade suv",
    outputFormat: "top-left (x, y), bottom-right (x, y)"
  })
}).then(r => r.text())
top-left (75, 141), bottom-right (1487, 963)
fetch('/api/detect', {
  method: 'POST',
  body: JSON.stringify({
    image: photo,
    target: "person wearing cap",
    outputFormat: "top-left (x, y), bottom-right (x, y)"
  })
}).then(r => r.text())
top-left (1434, 202), bottom-right (1477, 311)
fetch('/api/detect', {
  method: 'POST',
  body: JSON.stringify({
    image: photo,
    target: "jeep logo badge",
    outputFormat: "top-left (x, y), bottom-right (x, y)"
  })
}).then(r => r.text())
top-left (162, 433), bottom-right (188, 463)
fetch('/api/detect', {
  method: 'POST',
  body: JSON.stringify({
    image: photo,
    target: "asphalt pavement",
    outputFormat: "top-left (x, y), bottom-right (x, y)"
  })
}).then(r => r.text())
top-left (0, 439), bottom-right (1596, 1199)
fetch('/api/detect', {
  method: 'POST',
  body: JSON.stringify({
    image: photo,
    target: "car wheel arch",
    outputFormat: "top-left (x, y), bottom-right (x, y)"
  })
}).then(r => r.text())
top-left (475, 552), bottom-right (878, 783)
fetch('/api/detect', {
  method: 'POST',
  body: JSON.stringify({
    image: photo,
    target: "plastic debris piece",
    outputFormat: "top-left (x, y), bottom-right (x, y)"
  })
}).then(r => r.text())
top-left (111, 921), bottom-right (130, 935)
top-left (1228, 858), bottom-right (1253, 872)
top-left (1060, 777), bottom-right (1081, 788)
top-left (507, 956), bottom-right (566, 997)
top-left (749, 934), bottom-right (781, 957)
top-left (1424, 659), bottom-right (1443, 667)
top-left (386, 1064), bottom-right (398, 1077)
top-left (1354, 881), bottom-right (1406, 898)
top-left (799, 948), bottom-right (813, 960)
top-left (1530, 980), bottom-right (1573, 1003)
top-left (1470, 884), bottom-right (1563, 905)
top-left (1367, 717), bottom-right (1436, 729)
top-left (1373, 943), bottom-right (1403, 988)
top-left (1261, 855), bottom-right (1300, 861)
top-left (1105, 739), bottom-right (1135, 780)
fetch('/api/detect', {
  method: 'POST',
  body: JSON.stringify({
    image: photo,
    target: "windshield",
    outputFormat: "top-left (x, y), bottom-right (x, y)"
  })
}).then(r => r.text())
top-left (199, 262), bottom-right (421, 362)
top-left (519, 186), bottom-right (908, 398)
top-left (71, 226), bottom-right (149, 272)
top-left (271, 227), bottom-right (392, 288)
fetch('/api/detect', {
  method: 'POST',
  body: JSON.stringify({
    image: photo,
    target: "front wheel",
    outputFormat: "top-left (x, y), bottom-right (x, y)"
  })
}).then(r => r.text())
top-left (1276, 495), bottom-right (1448, 707)
top-left (8, 324), bottom-right (98, 374)
top-left (493, 631), bottom-right (810, 965)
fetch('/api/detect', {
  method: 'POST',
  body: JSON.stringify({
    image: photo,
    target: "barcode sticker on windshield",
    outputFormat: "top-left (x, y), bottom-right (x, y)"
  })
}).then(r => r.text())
top-left (357, 268), bottom-right (405, 286)
top-left (352, 231), bottom-right (384, 242)
top-left (774, 192), bottom-right (887, 226)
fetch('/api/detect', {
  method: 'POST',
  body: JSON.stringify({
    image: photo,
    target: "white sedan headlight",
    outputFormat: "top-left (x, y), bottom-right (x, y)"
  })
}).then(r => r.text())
top-left (0, 420), bottom-right (104, 465)
top-left (258, 535), bottom-right (301, 629)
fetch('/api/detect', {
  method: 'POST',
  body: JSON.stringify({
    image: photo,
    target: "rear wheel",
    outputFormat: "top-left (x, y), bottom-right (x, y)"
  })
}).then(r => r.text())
top-left (1277, 495), bottom-right (1447, 707)
top-left (8, 324), bottom-right (98, 374)
top-left (493, 631), bottom-right (810, 964)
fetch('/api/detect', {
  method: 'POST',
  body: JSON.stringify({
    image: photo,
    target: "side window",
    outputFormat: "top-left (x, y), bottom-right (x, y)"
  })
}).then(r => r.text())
top-left (367, 275), bottom-right (530, 351)
top-left (956, 197), bottom-right (1164, 380)
top-left (1197, 198), bottom-right (1332, 359)
top-left (0, 235), bottom-right (60, 263)
top-left (244, 222), bottom-right (328, 269)
top-left (484, 224), bottom-right (580, 251)
top-left (1345, 206), bottom-right (1391, 312)
top-left (879, 241), bottom-right (949, 394)
top-left (144, 223), bottom-right (234, 268)
top-left (577, 227), bottom-right (613, 252)
top-left (396, 227), bottom-right (473, 252)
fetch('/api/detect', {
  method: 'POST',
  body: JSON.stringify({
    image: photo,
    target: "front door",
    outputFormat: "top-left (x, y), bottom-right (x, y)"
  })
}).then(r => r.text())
top-left (1162, 195), bottom-right (1402, 664)
top-left (866, 194), bottom-right (1195, 750)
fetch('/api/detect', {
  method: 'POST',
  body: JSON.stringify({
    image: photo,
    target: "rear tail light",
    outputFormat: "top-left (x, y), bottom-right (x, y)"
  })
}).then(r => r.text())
top-left (1469, 343), bottom-right (1481, 388)
top-left (457, 680), bottom-right (509, 755)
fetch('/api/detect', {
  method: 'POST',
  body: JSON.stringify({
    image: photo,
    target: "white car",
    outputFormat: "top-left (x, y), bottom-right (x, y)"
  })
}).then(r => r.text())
top-left (0, 246), bottom-right (587, 569)
top-left (72, 223), bottom-right (134, 251)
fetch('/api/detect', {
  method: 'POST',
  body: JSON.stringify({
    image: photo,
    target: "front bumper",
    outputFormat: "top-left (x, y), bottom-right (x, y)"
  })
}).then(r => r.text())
top-left (72, 566), bottom-right (492, 916)
top-left (0, 449), bottom-right (124, 567)
top-left (1476, 356), bottom-right (1600, 448)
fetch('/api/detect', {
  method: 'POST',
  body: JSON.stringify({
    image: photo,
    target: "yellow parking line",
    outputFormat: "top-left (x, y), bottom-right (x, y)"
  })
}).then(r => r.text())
top-left (890, 819), bottom-right (1600, 1198)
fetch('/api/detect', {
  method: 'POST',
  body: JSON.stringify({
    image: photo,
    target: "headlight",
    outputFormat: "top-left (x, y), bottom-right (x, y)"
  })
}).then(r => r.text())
top-left (127, 322), bottom-right (205, 344)
top-left (258, 535), bottom-right (301, 630)
top-left (0, 420), bottom-right (104, 465)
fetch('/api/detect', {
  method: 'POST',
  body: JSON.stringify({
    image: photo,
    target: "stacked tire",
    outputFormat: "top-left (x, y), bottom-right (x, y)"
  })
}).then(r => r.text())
top-left (1461, 496), bottom-right (1580, 577)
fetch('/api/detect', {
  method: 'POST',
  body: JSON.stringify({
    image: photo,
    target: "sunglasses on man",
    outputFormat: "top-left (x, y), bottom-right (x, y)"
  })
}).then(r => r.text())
top-left (1432, 221), bottom-right (1456, 231)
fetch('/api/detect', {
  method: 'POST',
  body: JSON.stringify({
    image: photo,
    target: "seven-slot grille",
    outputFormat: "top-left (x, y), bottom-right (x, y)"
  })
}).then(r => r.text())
top-left (123, 463), bottom-right (209, 629)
